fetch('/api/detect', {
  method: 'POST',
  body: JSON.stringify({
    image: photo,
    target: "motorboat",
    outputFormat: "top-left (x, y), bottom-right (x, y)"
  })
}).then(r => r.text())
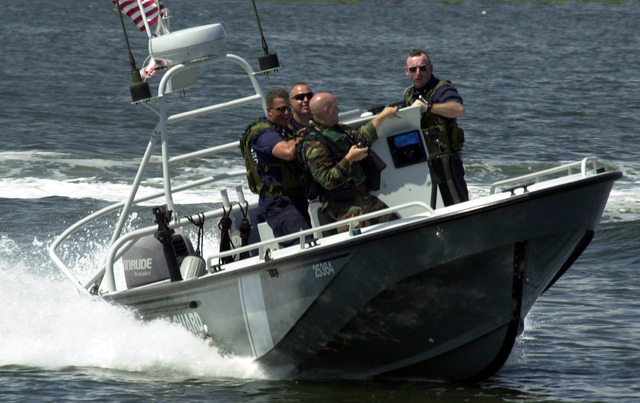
top-left (49, 13), bottom-right (621, 382)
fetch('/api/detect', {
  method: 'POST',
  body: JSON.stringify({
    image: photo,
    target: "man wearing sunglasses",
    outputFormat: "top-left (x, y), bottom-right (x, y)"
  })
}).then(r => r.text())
top-left (289, 82), bottom-right (314, 131)
top-left (403, 49), bottom-right (468, 206)
top-left (241, 88), bottom-right (311, 246)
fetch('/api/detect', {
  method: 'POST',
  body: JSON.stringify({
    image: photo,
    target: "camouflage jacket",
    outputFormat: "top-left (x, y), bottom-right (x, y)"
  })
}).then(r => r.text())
top-left (301, 120), bottom-right (378, 192)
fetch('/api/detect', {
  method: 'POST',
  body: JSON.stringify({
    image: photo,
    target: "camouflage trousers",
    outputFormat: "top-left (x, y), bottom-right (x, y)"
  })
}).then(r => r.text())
top-left (323, 184), bottom-right (397, 233)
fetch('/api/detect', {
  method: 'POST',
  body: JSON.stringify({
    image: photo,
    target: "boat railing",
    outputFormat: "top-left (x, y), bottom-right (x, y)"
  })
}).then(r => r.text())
top-left (204, 201), bottom-right (435, 268)
top-left (98, 200), bottom-right (434, 292)
top-left (489, 156), bottom-right (602, 195)
top-left (49, 52), bottom-right (266, 295)
top-left (135, 53), bottom-right (266, 220)
top-left (48, 162), bottom-right (248, 295)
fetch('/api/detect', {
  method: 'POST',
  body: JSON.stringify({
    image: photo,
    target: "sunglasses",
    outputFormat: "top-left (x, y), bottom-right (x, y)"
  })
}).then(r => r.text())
top-left (292, 92), bottom-right (314, 101)
top-left (408, 64), bottom-right (431, 73)
top-left (273, 105), bottom-right (292, 114)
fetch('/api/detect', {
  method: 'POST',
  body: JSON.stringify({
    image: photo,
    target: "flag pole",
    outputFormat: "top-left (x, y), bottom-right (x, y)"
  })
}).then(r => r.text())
top-left (135, 0), bottom-right (153, 39)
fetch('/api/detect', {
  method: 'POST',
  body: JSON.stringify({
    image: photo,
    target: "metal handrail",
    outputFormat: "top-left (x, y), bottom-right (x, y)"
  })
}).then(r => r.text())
top-left (97, 200), bottom-right (435, 293)
top-left (49, 53), bottom-right (265, 294)
top-left (490, 156), bottom-right (600, 194)
top-left (101, 200), bottom-right (250, 291)
top-left (48, 167), bottom-right (248, 292)
top-left (204, 201), bottom-right (435, 267)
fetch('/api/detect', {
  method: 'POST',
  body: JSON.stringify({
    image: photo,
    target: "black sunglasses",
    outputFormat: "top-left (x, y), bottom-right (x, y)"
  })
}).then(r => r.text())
top-left (292, 92), bottom-right (314, 101)
top-left (273, 105), bottom-right (292, 113)
top-left (408, 64), bottom-right (431, 73)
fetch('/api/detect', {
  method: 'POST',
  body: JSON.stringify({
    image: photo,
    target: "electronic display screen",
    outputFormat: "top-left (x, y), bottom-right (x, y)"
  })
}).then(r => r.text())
top-left (393, 131), bottom-right (421, 148)
top-left (387, 130), bottom-right (427, 168)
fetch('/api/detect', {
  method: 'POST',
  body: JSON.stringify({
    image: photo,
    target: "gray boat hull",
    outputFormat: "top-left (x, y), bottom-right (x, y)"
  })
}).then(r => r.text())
top-left (105, 171), bottom-right (618, 381)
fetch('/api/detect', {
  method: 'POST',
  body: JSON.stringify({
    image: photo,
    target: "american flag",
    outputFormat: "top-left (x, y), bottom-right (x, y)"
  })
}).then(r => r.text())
top-left (112, 0), bottom-right (165, 32)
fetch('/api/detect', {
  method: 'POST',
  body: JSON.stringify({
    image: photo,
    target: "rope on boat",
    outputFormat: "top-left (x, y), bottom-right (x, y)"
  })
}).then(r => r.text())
top-left (186, 212), bottom-right (205, 257)
top-left (217, 206), bottom-right (235, 264)
top-left (238, 201), bottom-right (251, 260)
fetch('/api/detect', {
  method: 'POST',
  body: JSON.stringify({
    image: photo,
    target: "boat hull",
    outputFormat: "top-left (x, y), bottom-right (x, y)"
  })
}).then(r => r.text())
top-left (105, 171), bottom-right (618, 381)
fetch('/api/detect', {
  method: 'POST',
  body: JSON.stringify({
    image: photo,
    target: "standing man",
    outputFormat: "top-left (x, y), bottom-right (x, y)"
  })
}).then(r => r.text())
top-left (289, 82), bottom-right (314, 131)
top-left (240, 88), bottom-right (311, 246)
top-left (302, 92), bottom-right (400, 232)
top-left (404, 49), bottom-right (468, 206)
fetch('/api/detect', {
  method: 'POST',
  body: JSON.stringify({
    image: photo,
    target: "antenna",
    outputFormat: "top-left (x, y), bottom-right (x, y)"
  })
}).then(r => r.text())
top-left (251, 0), bottom-right (280, 73)
top-left (116, 0), bottom-right (152, 103)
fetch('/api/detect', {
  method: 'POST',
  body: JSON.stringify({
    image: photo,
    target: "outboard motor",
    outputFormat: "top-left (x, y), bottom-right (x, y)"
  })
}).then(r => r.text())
top-left (121, 206), bottom-right (195, 289)
top-left (121, 230), bottom-right (195, 288)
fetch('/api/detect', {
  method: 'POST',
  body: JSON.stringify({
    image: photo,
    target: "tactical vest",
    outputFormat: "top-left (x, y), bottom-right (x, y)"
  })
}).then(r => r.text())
top-left (239, 119), bottom-right (303, 197)
top-left (403, 80), bottom-right (465, 154)
top-left (299, 125), bottom-right (366, 203)
top-left (312, 124), bottom-right (368, 188)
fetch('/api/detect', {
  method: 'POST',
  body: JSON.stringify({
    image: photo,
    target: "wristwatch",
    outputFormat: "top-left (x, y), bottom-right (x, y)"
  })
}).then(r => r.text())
top-left (419, 98), bottom-right (431, 114)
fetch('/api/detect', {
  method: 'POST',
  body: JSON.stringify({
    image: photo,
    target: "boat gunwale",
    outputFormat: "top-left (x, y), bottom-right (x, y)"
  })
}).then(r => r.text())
top-left (104, 169), bottom-right (621, 302)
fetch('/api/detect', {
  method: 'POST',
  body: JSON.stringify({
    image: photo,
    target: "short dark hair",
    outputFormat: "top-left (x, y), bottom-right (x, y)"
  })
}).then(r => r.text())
top-left (408, 49), bottom-right (430, 59)
top-left (266, 88), bottom-right (289, 108)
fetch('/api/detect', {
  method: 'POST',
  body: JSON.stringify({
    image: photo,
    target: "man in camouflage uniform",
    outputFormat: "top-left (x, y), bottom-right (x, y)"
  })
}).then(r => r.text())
top-left (302, 92), bottom-right (400, 232)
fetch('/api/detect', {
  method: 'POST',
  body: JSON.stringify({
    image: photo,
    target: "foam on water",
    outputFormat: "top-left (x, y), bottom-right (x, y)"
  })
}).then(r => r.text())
top-left (0, 149), bottom-right (253, 205)
top-left (0, 236), bottom-right (265, 381)
top-left (0, 177), bottom-right (256, 206)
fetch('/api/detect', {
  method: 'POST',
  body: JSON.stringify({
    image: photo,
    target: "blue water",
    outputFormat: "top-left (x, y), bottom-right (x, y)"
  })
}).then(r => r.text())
top-left (1, 0), bottom-right (639, 401)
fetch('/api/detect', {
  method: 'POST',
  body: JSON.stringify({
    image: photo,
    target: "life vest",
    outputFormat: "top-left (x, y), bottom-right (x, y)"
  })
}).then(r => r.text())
top-left (296, 127), bottom-right (354, 202)
top-left (403, 80), bottom-right (465, 154)
top-left (298, 124), bottom-right (385, 203)
top-left (239, 119), bottom-right (303, 197)
top-left (296, 129), bottom-right (334, 201)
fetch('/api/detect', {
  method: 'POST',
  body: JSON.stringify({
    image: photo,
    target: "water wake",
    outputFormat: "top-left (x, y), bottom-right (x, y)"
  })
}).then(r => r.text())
top-left (0, 248), bottom-right (264, 381)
